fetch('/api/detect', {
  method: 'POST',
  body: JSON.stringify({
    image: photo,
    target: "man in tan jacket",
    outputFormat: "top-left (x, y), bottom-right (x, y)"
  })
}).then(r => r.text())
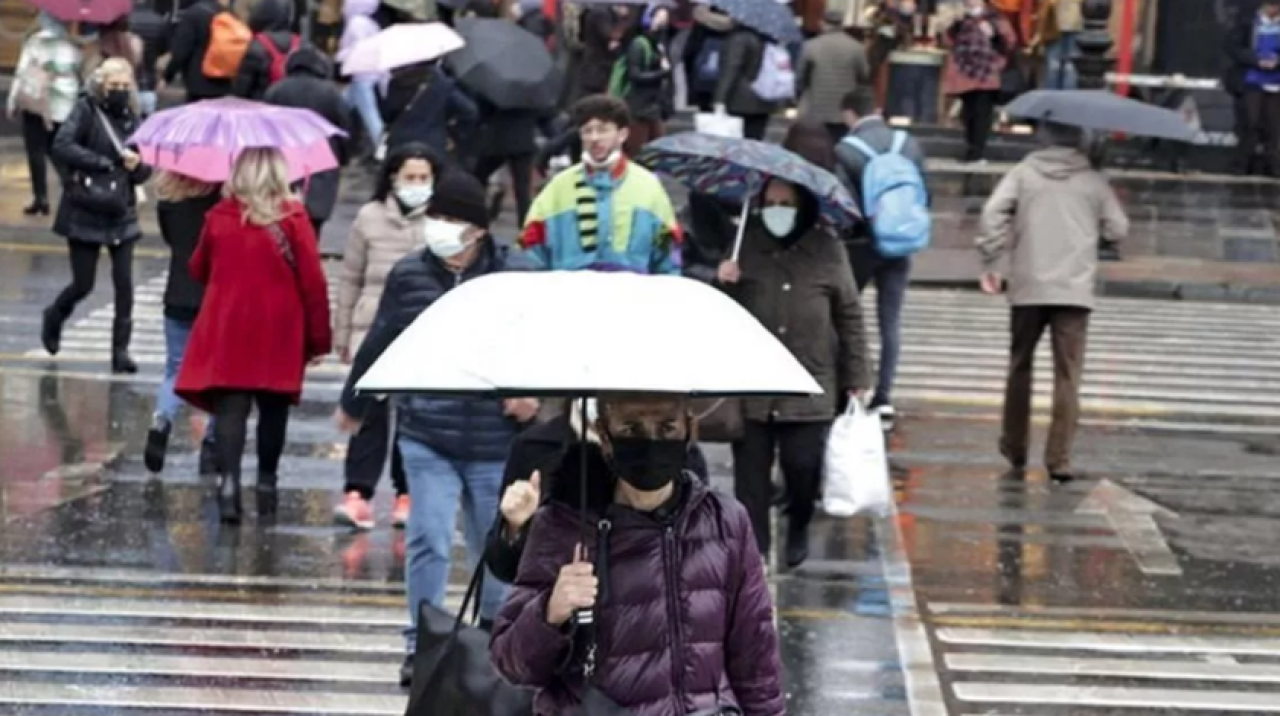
top-left (977, 123), bottom-right (1128, 482)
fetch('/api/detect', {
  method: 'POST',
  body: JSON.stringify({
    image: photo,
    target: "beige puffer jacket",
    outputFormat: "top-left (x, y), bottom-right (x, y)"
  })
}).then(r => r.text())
top-left (334, 198), bottom-right (427, 356)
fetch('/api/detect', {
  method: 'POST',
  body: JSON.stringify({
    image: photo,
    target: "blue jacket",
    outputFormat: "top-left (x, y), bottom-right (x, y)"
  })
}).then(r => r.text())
top-left (386, 65), bottom-right (479, 157)
top-left (341, 239), bottom-right (518, 463)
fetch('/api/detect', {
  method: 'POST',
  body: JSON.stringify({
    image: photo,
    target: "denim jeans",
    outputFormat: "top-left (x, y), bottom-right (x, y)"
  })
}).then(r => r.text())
top-left (887, 62), bottom-right (941, 124)
top-left (849, 244), bottom-right (911, 406)
top-left (155, 317), bottom-right (215, 436)
top-left (345, 80), bottom-right (385, 147)
top-left (1044, 33), bottom-right (1078, 90)
top-left (398, 437), bottom-right (507, 653)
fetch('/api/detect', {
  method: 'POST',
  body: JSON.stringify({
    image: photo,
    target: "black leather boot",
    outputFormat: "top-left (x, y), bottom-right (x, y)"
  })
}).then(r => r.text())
top-left (218, 473), bottom-right (243, 524)
top-left (41, 305), bottom-right (67, 355)
top-left (111, 318), bottom-right (138, 374)
top-left (256, 473), bottom-right (279, 517)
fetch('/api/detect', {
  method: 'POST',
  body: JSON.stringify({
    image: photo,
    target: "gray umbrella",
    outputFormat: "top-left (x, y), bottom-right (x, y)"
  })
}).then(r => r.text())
top-left (1004, 90), bottom-right (1197, 142)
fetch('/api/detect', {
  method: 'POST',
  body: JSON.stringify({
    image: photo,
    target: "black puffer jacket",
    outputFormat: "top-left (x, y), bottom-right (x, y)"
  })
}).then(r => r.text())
top-left (52, 95), bottom-right (152, 246)
top-left (162, 0), bottom-right (232, 101)
top-left (340, 239), bottom-right (520, 463)
top-left (233, 0), bottom-right (302, 101)
top-left (265, 47), bottom-right (349, 222)
top-left (158, 192), bottom-right (221, 322)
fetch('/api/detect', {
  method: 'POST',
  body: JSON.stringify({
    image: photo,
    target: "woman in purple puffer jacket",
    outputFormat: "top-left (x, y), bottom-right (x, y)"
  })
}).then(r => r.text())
top-left (490, 393), bottom-right (785, 716)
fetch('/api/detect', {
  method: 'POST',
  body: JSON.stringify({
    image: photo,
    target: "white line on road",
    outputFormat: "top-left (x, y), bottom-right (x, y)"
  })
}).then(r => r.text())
top-left (953, 682), bottom-right (1280, 712)
top-left (946, 653), bottom-right (1280, 682)
top-left (0, 682), bottom-right (406, 715)
top-left (938, 628), bottom-right (1280, 656)
top-left (877, 506), bottom-right (948, 716)
top-left (1075, 479), bottom-right (1182, 576)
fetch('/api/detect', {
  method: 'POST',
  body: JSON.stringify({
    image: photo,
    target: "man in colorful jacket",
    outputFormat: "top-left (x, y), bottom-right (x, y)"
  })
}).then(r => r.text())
top-left (519, 94), bottom-right (683, 274)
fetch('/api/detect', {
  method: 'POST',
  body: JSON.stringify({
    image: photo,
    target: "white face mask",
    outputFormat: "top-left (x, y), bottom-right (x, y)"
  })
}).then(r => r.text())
top-left (582, 149), bottom-right (622, 170)
top-left (423, 218), bottom-right (471, 258)
top-left (396, 183), bottom-right (433, 208)
top-left (967, 5), bottom-right (985, 17)
top-left (761, 206), bottom-right (798, 237)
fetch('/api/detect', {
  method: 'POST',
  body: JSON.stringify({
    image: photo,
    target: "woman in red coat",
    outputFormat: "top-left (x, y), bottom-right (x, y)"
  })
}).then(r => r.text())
top-left (176, 148), bottom-right (333, 525)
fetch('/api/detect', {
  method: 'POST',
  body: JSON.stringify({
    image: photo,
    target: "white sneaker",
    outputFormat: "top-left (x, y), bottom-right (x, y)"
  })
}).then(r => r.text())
top-left (874, 405), bottom-right (896, 432)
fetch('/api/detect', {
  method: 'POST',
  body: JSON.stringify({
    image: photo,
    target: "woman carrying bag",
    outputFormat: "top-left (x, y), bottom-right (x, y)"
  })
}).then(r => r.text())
top-left (43, 57), bottom-right (151, 374)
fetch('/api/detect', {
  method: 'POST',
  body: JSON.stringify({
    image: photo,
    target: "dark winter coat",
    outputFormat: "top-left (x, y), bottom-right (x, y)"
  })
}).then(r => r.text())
top-left (340, 239), bottom-right (519, 464)
top-left (265, 48), bottom-right (350, 223)
top-left (51, 95), bottom-right (151, 246)
top-left (490, 475), bottom-right (785, 716)
top-left (473, 100), bottom-right (539, 159)
top-left (622, 33), bottom-right (672, 122)
top-left (579, 7), bottom-right (635, 96)
top-left (233, 0), bottom-right (302, 101)
top-left (176, 199), bottom-right (332, 412)
top-left (714, 28), bottom-right (774, 117)
top-left (162, 0), bottom-right (232, 100)
top-left (385, 65), bottom-right (479, 157)
top-left (724, 189), bottom-right (870, 422)
top-left (158, 192), bottom-right (221, 323)
top-left (1225, 12), bottom-right (1275, 96)
top-left (679, 192), bottom-right (737, 284)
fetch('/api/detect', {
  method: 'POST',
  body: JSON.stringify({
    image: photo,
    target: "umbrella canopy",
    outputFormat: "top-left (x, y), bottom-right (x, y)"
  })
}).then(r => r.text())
top-left (30, 0), bottom-right (130, 24)
top-left (636, 132), bottom-right (860, 228)
top-left (1004, 90), bottom-right (1197, 142)
top-left (356, 271), bottom-right (822, 398)
top-left (444, 17), bottom-right (561, 111)
top-left (339, 22), bottom-right (465, 76)
top-left (128, 98), bottom-right (345, 182)
top-left (695, 0), bottom-right (802, 44)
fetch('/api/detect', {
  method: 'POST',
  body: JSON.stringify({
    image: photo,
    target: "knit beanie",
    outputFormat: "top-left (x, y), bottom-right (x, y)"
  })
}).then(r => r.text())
top-left (426, 171), bottom-right (491, 229)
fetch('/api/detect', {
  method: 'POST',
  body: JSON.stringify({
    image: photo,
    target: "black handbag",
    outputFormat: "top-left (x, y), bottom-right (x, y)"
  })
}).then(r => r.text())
top-left (404, 564), bottom-right (534, 716)
top-left (66, 107), bottom-right (132, 218)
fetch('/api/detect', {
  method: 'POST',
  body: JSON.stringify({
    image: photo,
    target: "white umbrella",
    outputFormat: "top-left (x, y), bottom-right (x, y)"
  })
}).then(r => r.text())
top-left (355, 271), bottom-right (822, 398)
top-left (339, 23), bottom-right (466, 76)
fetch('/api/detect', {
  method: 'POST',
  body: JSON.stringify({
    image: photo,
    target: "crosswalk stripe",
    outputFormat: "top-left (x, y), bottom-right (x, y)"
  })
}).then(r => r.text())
top-left (0, 594), bottom-right (404, 625)
top-left (952, 683), bottom-right (1280, 712)
top-left (947, 653), bottom-right (1280, 683)
top-left (938, 627), bottom-right (1280, 655)
top-left (0, 651), bottom-right (402, 684)
top-left (0, 683), bottom-right (407, 715)
top-left (0, 621), bottom-right (404, 653)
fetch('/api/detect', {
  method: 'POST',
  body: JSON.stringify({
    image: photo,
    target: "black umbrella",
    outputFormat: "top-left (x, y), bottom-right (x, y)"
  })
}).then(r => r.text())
top-left (444, 17), bottom-right (561, 112)
top-left (1004, 90), bottom-right (1197, 142)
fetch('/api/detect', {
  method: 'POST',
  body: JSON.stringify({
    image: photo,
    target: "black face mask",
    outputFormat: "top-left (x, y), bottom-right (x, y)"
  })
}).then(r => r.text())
top-left (104, 89), bottom-right (131, 115)
top-left (607, 438), bottom-right (686, 492)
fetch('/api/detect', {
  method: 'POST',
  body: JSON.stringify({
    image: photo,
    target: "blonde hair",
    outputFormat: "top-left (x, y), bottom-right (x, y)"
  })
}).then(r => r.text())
top-left (91, 56), bottom-right (140, 115)
top-left (225, 148), bottom-right (296, 226)
top-left (154, 170), bottom-right (218, 202)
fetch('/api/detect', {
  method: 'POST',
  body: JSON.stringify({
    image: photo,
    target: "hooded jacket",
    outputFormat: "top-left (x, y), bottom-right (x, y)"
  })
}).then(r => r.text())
top-left (978, 146), bottom-right (1130, 309)
top-left (264, 47), bottom-right (349, 222)
top-left (490, 475), bottom-right (785, 716)
top-left (233, 0), bottom-right (302, 101)
top-left (163, 0), bottom-right (232, 101)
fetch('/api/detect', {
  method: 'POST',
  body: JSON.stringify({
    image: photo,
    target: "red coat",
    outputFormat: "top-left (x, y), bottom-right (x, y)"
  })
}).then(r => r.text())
top-left (176, 199), bottom-right (333, 412)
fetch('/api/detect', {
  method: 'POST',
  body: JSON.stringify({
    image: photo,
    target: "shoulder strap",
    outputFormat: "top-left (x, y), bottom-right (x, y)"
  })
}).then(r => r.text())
top-left (889, 130), bottom-right (908, 155)
top-left (843, 135), bottom-right (879, 160)
top-left (93, 106), bottom-right (126, 158)
top-left (258, 33), bottom-right (282, 61)
top-left (266, 222), bottom-right (297, 271)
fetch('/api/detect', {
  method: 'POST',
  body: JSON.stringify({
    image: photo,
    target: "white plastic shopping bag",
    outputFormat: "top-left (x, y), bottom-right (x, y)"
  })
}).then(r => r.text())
top-left (822, 402), bottom-right (891, 518)
top-left (695, 110), bottom-right (744, 138)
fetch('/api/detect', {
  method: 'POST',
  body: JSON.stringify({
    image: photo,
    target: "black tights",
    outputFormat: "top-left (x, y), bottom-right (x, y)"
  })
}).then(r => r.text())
top-left (53, 240), bottom-right (134, 319)
top-left (211, 391), bottom-right (292, 480)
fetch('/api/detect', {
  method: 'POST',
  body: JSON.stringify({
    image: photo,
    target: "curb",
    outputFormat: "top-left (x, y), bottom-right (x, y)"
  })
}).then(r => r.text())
top-left (911, 276), bottom-right (1280, 305)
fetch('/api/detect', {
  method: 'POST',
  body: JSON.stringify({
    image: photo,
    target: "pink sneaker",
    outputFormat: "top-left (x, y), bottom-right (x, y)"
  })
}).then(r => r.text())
top-left (392, 494), bottom-right (411, 529)
top-left (334, 491), bottom-right (375, 531)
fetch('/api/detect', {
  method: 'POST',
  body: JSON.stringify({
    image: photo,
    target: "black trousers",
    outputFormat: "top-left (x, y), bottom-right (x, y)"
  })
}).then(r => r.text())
top-left (732, 419), bottom-right (830, 557)
top-left (53, 240), bottom-right (135, 320)
top-left (21, 111), bottom-right (60, 203)
top-left (344, 399), bottom-right (407, 499)
top-left (473, 153), bottom-right (535, 226)
top-left (960, 89), bottom-right (998, 162)
top-left (742, 114), bottom-right (771, 141)
top-left (211, 391), bottom-right (292, 480)
top-left (1234, 90), bottom-right (1280, 176)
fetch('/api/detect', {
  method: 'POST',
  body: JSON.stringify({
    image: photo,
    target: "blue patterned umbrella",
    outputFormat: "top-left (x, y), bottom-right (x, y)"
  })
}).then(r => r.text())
top-left (696, 0), bottom-right (803, 44)
top-left (636, 132), bottom-right (860, 228)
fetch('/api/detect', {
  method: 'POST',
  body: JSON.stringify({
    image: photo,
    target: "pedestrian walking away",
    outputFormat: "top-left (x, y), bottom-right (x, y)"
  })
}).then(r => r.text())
top-left (978, 121), bottom-right (1129, 483)
top-left (232, 0), bottom-right (304, 101)
top-left (161, 0), bottom-right (237, 103)
top-left (797, 10), bottom-right (871, 143)
top-left (714, 24), bottom-right (782, 140)
top-left (612, 5), bottom-right (674, 156)
top-left (333, 143), bottom-right (446, 531)
top-left (43, 58), bottom-right (152, 375)
top-left (335, 171), bottom-right (527, 688)
top-left (1224, 0), bottom-right (1280, 177)
top-left (338, 0), bottom-right (387, 160)
top-left (519, 95), bottom-right (683, 274)
top-left (175, 148), bottom-right (333, 525)
top-left (943, 0), bottom-right (1015, 163)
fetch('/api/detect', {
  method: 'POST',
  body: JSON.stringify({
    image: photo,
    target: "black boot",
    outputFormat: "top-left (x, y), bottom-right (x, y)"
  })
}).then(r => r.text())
top-left (218, 473), bottom-right (243, 524)
top-left (144, 417), bottom-right (171, 474)
top-left (256, 473), bottom-right (279, 517)
top-left (785, 524), bottom-right (810, 569)
top-left (23, 199), bottom-right (49, 216)
top-left (198, 441), bottom-right (221, 476)
top-left (41, 305), bottom-right (67, 356)
top-left (111, 318), bottom-right (138, 374)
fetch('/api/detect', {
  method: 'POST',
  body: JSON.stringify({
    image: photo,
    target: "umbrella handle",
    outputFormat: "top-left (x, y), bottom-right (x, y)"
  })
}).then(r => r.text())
top-left (729, 198), bottom-right (751, 263)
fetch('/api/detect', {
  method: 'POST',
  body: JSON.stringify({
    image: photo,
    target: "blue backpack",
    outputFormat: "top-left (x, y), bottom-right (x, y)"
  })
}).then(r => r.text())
top-left (843, 132), bottom-right (931, 257)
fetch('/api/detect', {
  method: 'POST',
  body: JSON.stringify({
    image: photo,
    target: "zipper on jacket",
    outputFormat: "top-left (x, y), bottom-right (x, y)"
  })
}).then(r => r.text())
top-left (663, 524), bottom-right (687, 708)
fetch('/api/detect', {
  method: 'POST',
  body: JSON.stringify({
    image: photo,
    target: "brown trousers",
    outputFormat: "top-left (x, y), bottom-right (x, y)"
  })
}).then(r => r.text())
top-left (624, 118), bottom-right (665, 157)
top-left (999, 305), bottom-right (1090, 473)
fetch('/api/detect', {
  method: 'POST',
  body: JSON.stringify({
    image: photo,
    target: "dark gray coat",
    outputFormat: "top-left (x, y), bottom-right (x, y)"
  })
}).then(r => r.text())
top-left (52, 96), bottom-right (151, 246)
top-left (714, 28), bottom-right (776, 117)
top-left (265, 48), bottom-right (350, 223)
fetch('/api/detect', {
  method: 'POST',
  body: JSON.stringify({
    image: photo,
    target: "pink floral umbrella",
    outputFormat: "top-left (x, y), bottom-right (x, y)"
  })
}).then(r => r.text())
top-left (28, 0), bottom-right (131, 24)
top-left (128, 98), bottom-right (347, 182)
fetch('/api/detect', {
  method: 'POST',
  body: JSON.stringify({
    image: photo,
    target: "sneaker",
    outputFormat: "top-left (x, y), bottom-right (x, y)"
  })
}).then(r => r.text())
top-left (873, 404), bottom-right (896, 432)
top-left (334, 491), bottom-right (375, 531)
top-left (143, 418), bottom-right (171, 474)
top-left (399, 654), bottom-right (414, 688)
top-left (391, 494), bottom-right (411, 529)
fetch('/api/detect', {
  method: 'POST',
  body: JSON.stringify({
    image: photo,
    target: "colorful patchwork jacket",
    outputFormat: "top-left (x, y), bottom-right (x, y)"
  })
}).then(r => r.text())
top-left (519, 158), bottom-right (683, 274)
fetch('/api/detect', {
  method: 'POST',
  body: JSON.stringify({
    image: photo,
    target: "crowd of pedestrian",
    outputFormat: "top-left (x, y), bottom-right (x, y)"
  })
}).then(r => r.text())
top-left (4, 0), bottom-right (1134, 710)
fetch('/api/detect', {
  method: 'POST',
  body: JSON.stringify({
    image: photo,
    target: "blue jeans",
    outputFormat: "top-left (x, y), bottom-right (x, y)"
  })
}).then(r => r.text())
top-left (155, 317), bottom-right (215, 435)
top-left (1045, 33), bottom-right (1078, 90)
top-left (398, 437), bottom-right (507, 653)
top-left (849, 244), bottom-right (911, 406)
top-left (345, 80), bottom-right (385, 147)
